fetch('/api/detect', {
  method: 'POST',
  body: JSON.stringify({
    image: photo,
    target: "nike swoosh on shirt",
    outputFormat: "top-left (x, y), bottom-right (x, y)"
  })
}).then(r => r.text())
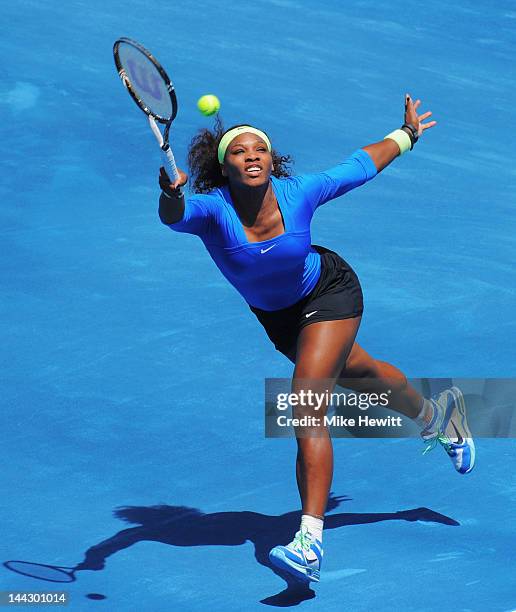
top-left (305, 311), bottom-right (318, 318)
top-left (260, 244), bottom-right (277, 254)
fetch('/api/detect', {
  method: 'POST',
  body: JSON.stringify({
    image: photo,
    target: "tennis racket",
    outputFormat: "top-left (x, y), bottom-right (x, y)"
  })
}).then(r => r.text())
top-left (3, 560), bottom-right (79, 583)
top-left (113, 37), bottom-right (181, 187)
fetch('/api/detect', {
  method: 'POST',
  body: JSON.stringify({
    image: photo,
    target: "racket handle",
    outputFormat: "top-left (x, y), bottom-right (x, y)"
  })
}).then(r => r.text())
top-left (148, 116), bottom-right (181, 191)
top-left (161, 144), bottom-right (180, 183)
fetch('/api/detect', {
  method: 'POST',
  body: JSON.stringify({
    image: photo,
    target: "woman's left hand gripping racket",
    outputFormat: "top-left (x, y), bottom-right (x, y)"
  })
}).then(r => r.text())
top-left (113, 37), bottom-right (182, 191)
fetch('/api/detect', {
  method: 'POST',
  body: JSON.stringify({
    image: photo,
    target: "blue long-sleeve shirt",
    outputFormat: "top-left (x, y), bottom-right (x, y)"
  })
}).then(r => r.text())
top-left (167, 149), bottom-right (377, 310)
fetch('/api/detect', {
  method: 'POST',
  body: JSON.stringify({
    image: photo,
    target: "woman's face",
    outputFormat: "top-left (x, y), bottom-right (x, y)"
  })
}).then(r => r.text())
top-left (221, 133), bottom-right (273, 188)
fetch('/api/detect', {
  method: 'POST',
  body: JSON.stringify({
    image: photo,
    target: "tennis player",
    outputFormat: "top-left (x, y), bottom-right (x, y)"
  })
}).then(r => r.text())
top-left (157, 95), bottom-right (475, 583)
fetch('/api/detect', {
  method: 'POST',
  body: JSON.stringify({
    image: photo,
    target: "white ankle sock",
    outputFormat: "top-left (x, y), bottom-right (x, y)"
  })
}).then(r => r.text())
top-left (300, 514), bottom-right (323, 543)
top-left (415, 399), bottom-right (436, 428)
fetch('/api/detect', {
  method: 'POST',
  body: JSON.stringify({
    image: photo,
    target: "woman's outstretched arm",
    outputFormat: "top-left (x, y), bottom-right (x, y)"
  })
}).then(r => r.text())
top-left (363, 94), bottom-right (437, 172)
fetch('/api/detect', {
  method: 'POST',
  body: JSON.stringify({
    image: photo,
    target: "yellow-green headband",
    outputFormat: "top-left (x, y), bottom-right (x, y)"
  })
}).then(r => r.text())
top-left (217, 126), bottom-right (272, 164)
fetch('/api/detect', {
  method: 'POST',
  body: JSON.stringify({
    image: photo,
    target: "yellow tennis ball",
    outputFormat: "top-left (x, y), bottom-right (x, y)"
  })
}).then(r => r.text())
top-left (197, 94), bottom-right (220, 116)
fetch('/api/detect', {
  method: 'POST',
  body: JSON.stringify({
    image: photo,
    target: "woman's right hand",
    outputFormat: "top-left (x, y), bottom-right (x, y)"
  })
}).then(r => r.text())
top-left (159, 166), bottom-right (188, 195)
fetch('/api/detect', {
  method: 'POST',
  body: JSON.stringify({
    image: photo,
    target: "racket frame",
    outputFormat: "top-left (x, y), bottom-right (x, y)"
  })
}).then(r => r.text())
top-left (113, 37), bottom-right (181, 184)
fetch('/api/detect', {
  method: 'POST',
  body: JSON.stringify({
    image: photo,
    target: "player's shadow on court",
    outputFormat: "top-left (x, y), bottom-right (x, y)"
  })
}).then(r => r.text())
top-left (74, 493), bottom-right (458, 607)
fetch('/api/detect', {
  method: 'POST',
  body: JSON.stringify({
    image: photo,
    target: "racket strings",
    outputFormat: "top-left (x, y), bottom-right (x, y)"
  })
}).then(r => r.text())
top-left (115, 39), bottom-right (174, 121)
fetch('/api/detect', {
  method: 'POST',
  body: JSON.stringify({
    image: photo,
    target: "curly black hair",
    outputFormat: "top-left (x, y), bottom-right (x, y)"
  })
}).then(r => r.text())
top-left (187, 116), bottom-right (294, 194)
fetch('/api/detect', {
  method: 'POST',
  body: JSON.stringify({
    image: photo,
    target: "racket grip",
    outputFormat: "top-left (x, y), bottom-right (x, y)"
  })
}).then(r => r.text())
top-left (162, 145), bottom-right (180, 183)
top-left (148, 116), bottom-right (181, 191)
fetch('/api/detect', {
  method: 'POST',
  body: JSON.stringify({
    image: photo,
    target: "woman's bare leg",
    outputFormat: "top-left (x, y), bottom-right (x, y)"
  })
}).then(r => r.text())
top-left (339, 342), bottom-right (423, 418)
top-left (292, 317), bottom-right (361, 517)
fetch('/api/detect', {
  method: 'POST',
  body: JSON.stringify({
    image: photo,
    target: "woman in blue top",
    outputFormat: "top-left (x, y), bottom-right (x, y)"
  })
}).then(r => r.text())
top-left (157, 95), bottom-right (475, 584)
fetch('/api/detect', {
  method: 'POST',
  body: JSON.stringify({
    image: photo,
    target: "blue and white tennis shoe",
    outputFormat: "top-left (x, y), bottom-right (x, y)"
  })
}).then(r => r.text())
top-left (269, 527), bottom-right (323, 583)
top-left (421, 386), bottom-right (475, 474)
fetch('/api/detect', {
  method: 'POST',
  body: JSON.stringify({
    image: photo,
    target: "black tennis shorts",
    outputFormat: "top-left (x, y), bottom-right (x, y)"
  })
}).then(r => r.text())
top-left (249, 245), bottom-right (363, 357)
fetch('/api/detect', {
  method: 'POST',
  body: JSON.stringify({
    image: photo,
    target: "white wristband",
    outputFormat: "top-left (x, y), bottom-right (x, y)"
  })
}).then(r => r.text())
top-left (384, 129), bottom-right (412, 155)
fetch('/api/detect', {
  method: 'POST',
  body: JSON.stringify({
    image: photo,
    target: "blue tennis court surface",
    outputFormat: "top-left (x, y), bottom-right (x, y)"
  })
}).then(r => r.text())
top-left (1, 1), bottom-right (515, 610)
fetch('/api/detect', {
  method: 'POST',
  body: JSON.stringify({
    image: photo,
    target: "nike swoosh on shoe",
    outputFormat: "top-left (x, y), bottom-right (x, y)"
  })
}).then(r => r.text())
top-left (449, 419), bottom-right (464, 444)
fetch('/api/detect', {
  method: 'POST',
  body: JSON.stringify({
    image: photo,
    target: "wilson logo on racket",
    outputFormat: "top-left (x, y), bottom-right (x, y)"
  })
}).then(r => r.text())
top-left (126, 59), bottom-right (163, 100)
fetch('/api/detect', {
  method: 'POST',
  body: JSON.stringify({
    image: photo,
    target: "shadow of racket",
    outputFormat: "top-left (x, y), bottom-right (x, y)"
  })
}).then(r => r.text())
top-left (3, 560), bottom-right (80, 583)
